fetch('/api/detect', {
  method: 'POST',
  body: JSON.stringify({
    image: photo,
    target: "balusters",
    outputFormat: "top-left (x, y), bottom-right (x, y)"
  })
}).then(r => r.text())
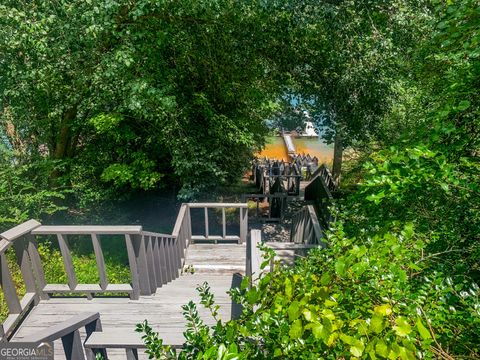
top-left (0, 251), bottom-right (21, 314)
top-left (57, 234), bottom-right (78, 290)
top-left (90, 234), bottom-right (108, 291)
top-left (125, 234), bottom-right (140, 300)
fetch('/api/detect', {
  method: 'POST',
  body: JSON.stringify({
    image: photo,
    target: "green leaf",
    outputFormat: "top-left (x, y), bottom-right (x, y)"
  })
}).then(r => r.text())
top-left (374, 304), bottom-right (392, 316)
top-left (393, 317), bottom-right (412, 337)
top-left (335, 260), bottom-right (346, 276)
top-left (289, 319), bottom-right (303, 339)
top-left (416, 318), bottom-right (431, 340)
top-left (285, 277), bottom-right (293, 299)
top-left (457, 100), bottom-right (471, 111)
top-left (287, 301), bottom-right (301, 321)
top-left (370, 314), bottom-right (385, 334)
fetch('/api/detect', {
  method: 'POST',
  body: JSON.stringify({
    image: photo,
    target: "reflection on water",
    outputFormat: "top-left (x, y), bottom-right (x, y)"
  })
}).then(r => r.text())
top-left (258, 136), bottom-right (333, 164)
top-left (293, 137), bottom-right (333, 164)
top-left (259, 137), bottom-right (289, 160)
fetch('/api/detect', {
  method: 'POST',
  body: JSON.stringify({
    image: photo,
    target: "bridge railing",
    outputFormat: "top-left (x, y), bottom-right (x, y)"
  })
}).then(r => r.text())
top-left (187, 203), bottom-right (248, 244)
top-left (0, 202), bottom-right (247, 341)
top-left (290, 205), bottom-right (325, 246)
top-left (304, 168), bottom-right (335, 226)
top-left (242, 193), bottom-right (287, 222)
top-left (18, 312), bottom-right (104, 360)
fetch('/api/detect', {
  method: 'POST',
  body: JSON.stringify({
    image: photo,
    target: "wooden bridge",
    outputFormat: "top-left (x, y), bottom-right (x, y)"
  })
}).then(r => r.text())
top-left (0, 165), bottom-right (336, 360)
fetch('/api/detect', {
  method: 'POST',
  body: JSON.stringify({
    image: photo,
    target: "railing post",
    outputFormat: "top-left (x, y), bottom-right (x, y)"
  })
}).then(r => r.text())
top-left (144, 236), bottom-right (157, 294)
top-left (12, 236), bottom-right (39, 303)
top-left (56, 234), bottom-right (78, 291)
top-left (90, 234), bottom-right (108, 291)
top-left (61, 329), bottom-right (85, 360)
top-left (132, 234), bottom-right (152, 296)
top-left (26, 235), bottom-right (49, 300)
top-left (125, 235), bottom-right (140, 300)
top-left (0, 252), bottom-right (22, 314)
top-left (85, 316), bottom-right (107, 360)
top-left (240, 207), bottom-right (248, 244)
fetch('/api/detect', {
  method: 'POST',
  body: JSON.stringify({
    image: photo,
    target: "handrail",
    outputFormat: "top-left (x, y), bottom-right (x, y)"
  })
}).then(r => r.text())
top-left (18, 312), bottom-right (105, 360)
top-left (290, 205), bottom-right (325, 246)
top-left (32, 225), bottom-right (143, 235)
top-left (187, 203), bottom-right (248, 244)
top-left (0, 201), bottom-right (250, 343)
top-left (21, 312), bottom-right (100, 343)
top-left (0, 220), bottom-right (41, 242)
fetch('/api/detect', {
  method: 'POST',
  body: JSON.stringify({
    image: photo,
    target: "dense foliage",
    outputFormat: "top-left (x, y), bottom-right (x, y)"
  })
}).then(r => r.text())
top-left (0, 0), bottom-right (478, 358)
top-left (133, 0), bottom-right (479, 359)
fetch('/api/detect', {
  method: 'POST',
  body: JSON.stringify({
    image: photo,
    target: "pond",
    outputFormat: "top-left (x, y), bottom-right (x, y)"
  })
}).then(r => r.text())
top-left (259, 136), bottom-right (333, 164)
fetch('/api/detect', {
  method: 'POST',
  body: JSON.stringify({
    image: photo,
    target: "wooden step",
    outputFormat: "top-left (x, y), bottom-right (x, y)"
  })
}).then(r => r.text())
top-left (84, 330), bottom-right (184, 350)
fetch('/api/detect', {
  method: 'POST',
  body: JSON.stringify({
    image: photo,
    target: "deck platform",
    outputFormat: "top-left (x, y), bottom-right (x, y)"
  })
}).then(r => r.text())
top-left (11, 244), bottom-right (245, 360)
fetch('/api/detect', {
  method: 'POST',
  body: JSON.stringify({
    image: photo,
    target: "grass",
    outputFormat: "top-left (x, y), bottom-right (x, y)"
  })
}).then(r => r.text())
top-left (0, 239), bottom-right (131, 323)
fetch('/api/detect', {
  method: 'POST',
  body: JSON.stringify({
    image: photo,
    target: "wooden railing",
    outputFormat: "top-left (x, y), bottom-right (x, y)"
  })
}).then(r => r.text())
top-left (252, 159), bottom-right (302, 196)
top-left (18, 312), bottom-right (104, 360)
top-left (0, 202), bottom-right (248, 344)
top-left (290, 205), bottom-right (325, 246)
top-left (304, 168), bottom-right (334, 226)
top-left (242, 193), bottom-right (287, 222)
top-left (187, 203), bottom-right (248, 244)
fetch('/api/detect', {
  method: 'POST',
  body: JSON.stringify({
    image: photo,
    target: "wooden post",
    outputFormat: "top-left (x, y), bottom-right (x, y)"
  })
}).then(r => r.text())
top-left (152, 237), bottom-right (164, 287)
top-left (85, 318), bottom-right (107, 360)
top-left (90, 234), bottom-right (108, 291)
top-left (61, 329), bottom-right (85, 360)
top-left (12, 236), bottom-right (38, 303)
top-left (240, 207), bottom-right (248, 244)
top-left (132, 235), bottom-right (151, 296)
top-left (56, 234), bottom-right (77, 291)
top-left (144, 236), bottom-right (157, 294)
top-left (204, 207), bottom-right (209, 241)
top-left (0, 252), bottom-right (22, 314)
top-left (125, 235), bottom-right (140, 300)
top-left (26, 235), bottom-right (49, 300)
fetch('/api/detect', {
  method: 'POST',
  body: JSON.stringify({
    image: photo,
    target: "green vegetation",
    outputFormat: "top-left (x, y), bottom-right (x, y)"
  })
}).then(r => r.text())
top-left (0, 0), bottom-right (479, 358)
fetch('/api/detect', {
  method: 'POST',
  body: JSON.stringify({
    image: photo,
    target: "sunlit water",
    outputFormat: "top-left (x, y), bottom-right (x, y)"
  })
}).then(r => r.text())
top-left (259, 136), bottom-right (333, 164)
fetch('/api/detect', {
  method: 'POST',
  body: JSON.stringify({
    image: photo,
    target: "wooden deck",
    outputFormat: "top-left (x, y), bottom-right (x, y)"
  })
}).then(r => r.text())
top-left (12, 244), bottom-right (245, 360)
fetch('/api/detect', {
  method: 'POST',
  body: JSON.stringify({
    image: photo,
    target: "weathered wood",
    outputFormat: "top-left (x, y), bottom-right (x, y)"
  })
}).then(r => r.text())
top-left (90, 234), bottom-right (108, 290)
top-left (21, 312), bottom-right (100, 343)
top-left (144, 236), bottom-right (157, 294)
top-left (204, 207), bottom-right (209, 241)
top-left (43, 284), bottom-right (132, 294)
top-left (222, 208), bottom-right (226, 240)
top-left (12, 236), bottom-right (38, 302)
top-left (188, 203), bottom-right (248, 208)
top-left (240, 207), bottom-right (248, 244)
top-left (85, 330), bottom-right (184, 349)
top-left (159, 237), bottom-right (169, 283)
top-left (0, 253), bottom-right (22, 314)
top-left (85, 316), bottom-right (107, 360)
top-left (26, 235), bottom-right (49, 300)
top-left (61, 329), bottom-right (86, 360)
top-left (266, 242), bottom-right (319, 250)
top-left (125, 235), bottom-right (140, 300)
top-left (190, 235), bottom-right (240, 242)
top-left (57, 234), bottom-right (78, 290)
top-left (152, 237), bottom-right (164, 287)
top-left (126, 348), bottom-right (139, 360)
top-left (131, 235), bottom-right (151, 296)
top-left (32, 226), bottom-right (142, 235)
top-left (0, 220), bottom-right (41, 242)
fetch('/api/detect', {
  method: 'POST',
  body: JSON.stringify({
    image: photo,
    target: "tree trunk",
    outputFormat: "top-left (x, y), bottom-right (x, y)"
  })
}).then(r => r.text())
top-left (53, 107), bottom-right (76, 159)
top-left (332, 131), bottom-right (343, 187)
